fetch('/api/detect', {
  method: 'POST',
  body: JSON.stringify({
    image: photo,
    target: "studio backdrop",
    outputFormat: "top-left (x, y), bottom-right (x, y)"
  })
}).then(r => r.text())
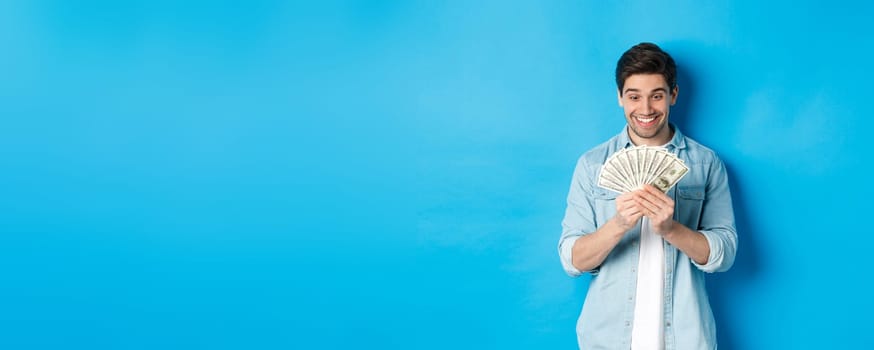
top-left (1, 1), bottom-right (871, 349)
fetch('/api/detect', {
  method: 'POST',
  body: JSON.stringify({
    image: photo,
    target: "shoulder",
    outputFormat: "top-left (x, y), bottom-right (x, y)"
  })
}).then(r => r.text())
top-left (576, 135), bottom-right (622, 169)
top-left (681, 135), bottom-right (724, 166)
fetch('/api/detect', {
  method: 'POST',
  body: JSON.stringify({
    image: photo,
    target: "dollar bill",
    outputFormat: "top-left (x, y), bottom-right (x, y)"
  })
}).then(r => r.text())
top-left (647, 148), bottom-right (671, 185)
top-left (604, 149), bottom-right (627, 179)
top-left (640, 146), bottom-right (652, 186)
top-left (627, 148), bottom-right (639, 189)
top-left (644, 149), bottom-right (665, 185)
top-left (598, 169), bottom-right (628, 194)
top-left (616, 149), bottom-right (635, 188)
top-left (596, 145), bottom-right (688, 194)
top-left (650, 158), bottom-right (689, 192)
top-left (600, 163), bottom-right (633, 193)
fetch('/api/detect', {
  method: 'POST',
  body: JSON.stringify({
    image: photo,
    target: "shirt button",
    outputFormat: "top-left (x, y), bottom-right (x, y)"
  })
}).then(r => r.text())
top-left (625, 321), bottom-right (630, 327)
top-left (666, 321), bottom-right (672, 327)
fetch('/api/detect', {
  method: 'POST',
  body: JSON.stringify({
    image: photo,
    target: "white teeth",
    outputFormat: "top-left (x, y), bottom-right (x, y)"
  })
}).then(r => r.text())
top-left (637, 116), bottom-right (655, 123)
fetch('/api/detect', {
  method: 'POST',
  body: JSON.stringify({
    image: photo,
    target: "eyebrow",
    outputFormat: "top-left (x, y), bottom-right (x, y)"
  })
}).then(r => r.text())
top-left (623, 87), bottom-right (669, 95)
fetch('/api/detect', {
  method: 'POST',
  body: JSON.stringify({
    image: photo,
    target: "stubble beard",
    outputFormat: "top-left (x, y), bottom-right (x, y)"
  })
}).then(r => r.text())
top-left (630, 123), bottom-right (662, 139)
top-left (628, 118), bottom-right (665, 139)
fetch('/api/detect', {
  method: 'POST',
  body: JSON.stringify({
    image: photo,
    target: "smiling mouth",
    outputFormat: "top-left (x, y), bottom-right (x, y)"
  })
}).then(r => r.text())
top-left (634, 114), bottom-right (659, 127)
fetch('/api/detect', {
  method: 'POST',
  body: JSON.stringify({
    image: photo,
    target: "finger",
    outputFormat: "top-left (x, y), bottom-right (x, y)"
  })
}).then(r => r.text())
top-left (620, 210), bottom-right (644, 222)
top-left (638, 186), bottom-right (672, 208)
top-left (638, 204), bottom-right (660, 219)
top-left (616, 199), bottom-right (632, 211)
top-left (642, 184), bottom-right (667, 195)
top-left (637, 186), bottom-right (665, 203)
top-left (636, 197), bottom-right (675, 223)
top-left (634, 192), bottom-right (673, 220)
top-left (645, 184), bottom-right (675, 205)
top-left (631, 190), bottom-right (650, 205)
top-left (617, 196), bottom-right (643, 211)
top-left (634, 197), bottom-right (659, 216)
top-left (620, 204), bottom-right (642, 217)
top-left (627, 211), bottom-right (644, 222)
top-left (641, 184), bottom-right (660, 193)
top-left (617, 194), bottom-right (637, 205)
top-left (632, 191), bottom-right (661, 211)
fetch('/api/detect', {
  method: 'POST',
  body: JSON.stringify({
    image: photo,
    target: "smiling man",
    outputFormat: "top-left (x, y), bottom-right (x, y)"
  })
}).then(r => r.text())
top-left (558, 43), bottom-right (738, 349)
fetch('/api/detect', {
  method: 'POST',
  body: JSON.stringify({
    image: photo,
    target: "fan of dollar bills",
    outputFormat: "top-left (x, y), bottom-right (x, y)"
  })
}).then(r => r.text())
top-left (597, 146), bottom-right (689, 194)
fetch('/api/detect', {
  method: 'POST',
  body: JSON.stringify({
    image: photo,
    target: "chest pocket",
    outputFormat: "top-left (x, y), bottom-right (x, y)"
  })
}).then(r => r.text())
top-left (676, 186), bottom-right (705, 230)
top-left (592, 189), bottom-right (618, 228)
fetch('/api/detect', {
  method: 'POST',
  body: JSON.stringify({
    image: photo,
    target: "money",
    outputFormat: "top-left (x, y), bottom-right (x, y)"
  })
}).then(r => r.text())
top-left (597, 146), bottom-right (688, 193)
top-left (651, 159), bottom-right (689, 192)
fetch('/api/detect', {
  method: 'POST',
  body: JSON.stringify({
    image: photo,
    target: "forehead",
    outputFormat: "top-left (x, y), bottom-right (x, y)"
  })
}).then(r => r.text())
top-left (623, 74), bottom-right (669, 92)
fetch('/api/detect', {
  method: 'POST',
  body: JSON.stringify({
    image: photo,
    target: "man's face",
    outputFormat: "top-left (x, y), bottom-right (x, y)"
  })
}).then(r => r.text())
top-left (617, 74), bottom-right (678, 146)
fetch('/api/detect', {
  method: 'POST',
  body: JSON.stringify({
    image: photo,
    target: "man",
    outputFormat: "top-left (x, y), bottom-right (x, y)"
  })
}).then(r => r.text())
top-left (558, 42), bottom-right (737, 349)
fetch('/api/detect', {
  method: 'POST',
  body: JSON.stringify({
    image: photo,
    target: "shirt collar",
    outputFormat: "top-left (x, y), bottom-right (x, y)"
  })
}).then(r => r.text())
top-left (618, 123), bottom-right (687, 150)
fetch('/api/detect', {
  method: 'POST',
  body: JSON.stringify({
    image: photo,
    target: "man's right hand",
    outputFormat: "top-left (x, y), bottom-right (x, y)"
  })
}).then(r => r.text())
top-left (612, 192), bottom-right (643, 232)
top-left (569, 192), bottom-right (643, 272)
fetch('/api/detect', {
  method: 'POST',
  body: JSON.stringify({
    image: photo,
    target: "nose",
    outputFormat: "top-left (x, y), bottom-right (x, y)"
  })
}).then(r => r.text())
top-left (641, 99), bottom-right (653, 114)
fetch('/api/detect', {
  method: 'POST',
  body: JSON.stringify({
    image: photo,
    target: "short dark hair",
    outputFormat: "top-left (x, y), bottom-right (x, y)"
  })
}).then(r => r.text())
top-left (615, 42), bottom-right (677, 95)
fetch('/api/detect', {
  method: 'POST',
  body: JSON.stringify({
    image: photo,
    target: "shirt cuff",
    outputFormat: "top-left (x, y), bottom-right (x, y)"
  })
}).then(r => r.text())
top-left (692, 230), bottom-right (723, 273)
top-left (560, 235), bottom-right (585, 277)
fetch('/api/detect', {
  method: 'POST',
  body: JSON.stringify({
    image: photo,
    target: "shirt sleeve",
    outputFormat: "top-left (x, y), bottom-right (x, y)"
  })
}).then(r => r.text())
top-left (558, 157), bottom-right (600, 277)
top-left (691, 157), bottom-right (738, 273)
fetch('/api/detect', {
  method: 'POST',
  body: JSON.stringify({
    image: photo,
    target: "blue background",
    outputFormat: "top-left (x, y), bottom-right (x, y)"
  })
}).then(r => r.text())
top-left (2, 1), bottom-right (871, 349)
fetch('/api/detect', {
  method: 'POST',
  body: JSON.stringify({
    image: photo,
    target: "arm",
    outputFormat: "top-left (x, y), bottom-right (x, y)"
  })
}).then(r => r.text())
top-left (558, 159), bottom-right (597, 277)
top-left (634, 185), bottom-right (711, 265)
top-left (692, 158), bottom-right (738, 272)
top-left (633, 157), bottom-right (738, 272)
top-left (663, 224), bottom-right (710, 265)
top-left (570, 194), bottom-right (642, 272)
top-left (558, 158), bottom-right (640, 276)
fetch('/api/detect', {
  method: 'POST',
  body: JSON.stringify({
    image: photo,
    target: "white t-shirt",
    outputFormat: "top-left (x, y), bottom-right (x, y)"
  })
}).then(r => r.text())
top-left (630, 217), bottom-right (665, 350)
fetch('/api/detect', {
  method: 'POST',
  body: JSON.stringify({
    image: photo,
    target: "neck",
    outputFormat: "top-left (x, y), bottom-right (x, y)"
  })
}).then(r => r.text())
top-left (628, 125), bottom-right (674, 146)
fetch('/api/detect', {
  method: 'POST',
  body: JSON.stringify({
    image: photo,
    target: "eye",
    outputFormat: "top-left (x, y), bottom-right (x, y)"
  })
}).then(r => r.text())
top-left (628, 95), bottom-right (640, 101)
top-left (652, 94), bottom-right (663, 100)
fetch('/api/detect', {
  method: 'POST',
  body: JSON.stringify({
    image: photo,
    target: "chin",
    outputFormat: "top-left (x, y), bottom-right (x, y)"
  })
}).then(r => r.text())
top-left (630, 123), bottom-right (667, 140)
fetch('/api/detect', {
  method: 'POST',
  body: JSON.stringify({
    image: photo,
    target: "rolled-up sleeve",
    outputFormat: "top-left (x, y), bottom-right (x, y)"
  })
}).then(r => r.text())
top-left (559, 158), bottom-right (599, 277)
top-left (692, 158), bottom-right (738, 273)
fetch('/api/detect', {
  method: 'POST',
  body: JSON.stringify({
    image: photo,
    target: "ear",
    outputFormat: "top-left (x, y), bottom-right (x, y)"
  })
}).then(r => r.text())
top-left (617, 89), bottom-right (623, 107)
top-left (670, 85), bottom-right (679, 106)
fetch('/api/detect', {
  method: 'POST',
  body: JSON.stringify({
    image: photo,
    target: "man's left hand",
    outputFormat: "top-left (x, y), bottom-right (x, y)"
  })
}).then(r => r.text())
top-left (632, 184), bottom-right (675, 235)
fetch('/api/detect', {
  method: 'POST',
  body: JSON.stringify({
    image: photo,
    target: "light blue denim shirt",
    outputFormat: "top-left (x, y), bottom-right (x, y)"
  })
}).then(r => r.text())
top-left (558, 125), bottom-right (737, 349)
